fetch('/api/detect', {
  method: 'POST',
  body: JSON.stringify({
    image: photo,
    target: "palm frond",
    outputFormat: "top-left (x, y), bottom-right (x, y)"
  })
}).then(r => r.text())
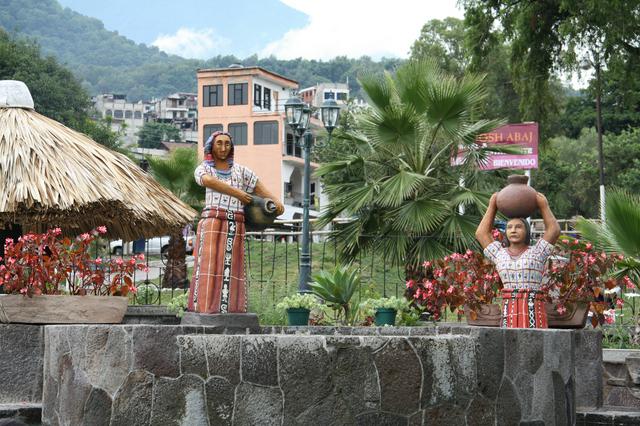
top-left (377, 171), bottom-right (428, 208)
top-left (390, 198), bottom-right (448, 234)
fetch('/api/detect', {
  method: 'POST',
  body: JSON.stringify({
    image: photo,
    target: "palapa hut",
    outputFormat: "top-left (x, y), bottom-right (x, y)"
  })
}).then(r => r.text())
top-left (0, 80), bottom-right (197, 240)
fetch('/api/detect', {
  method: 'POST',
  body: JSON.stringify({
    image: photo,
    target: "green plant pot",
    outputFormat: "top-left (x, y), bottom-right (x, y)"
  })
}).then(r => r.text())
top-left (374, 308), bottom-right (397, 326)
top-left (286, 308), bottom-right (310, 326)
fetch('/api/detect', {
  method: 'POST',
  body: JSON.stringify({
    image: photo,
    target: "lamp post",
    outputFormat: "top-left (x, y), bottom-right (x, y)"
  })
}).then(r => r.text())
top-left (285, 95), bottom-right (340, 292)
top-left (580, 55), bottom-right (606, 221)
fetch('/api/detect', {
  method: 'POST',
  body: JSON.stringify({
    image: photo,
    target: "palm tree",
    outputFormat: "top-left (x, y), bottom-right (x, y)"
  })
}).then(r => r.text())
top-left (147, 148), bottom-right (204, 289)
top-left (577, 189), bottom-right (640, 283)
top-left (315, 60), bottom-right (515, 270)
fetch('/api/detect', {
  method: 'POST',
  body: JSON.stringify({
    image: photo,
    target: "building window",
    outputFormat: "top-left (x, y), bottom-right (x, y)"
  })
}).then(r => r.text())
top-left (228, 83), bottom-right (248, 105)
top-left (203, 85), bottom-right (223, 107)
top-left (124, 110), bottom-right (132, 119)
top-left (254, 121), bottom-right (278, 145)
top-left (105, 109), bottom-right (113, 117)
top-left (254, 84), bottom-right (262, 107)
top-left (228, 123), bottom-right (247, 146)
top-left (134, 111), bottom-right (142, 119)
top-left (203, 124), bottom-right (223, 142)
top-left (286, 133), bottom-right (301, 157)
top-left (337, 92), bottom-right (348, 101)
top-left (114, 110), bottom-right (123, 119)
top-left (324, 91), bottom-right (335, 100)
top-left (263, 87), bottom-right (271, 110)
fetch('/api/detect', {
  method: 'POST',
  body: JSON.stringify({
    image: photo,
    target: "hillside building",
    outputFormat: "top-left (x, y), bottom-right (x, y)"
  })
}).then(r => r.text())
top-left (92, 94), bottom-right (150, 146)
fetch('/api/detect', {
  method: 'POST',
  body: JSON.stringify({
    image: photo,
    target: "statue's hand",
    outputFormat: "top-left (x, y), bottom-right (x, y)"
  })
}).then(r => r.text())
top-left (238, 192), bottom-right (253, 205)
top-left (275, 202), bottom-right (285, 216)
top-left (536, 192), bottom-right (548, 207)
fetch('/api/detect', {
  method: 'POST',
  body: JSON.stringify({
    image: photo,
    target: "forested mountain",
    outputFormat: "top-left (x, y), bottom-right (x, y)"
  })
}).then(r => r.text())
top-left (0, 0), bottom-right (403, 100)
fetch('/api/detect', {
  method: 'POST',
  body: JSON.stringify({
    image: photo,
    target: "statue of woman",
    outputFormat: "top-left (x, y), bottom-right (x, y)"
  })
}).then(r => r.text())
top-left (187, 131), bottom-right (284, 314)
top-left (475, 192), bottom-right (560, 328)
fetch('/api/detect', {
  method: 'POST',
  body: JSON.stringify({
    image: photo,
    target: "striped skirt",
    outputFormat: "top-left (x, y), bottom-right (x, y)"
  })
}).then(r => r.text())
top-left (501, 289), bottom-right (548, 328)
top-left (187, 208), bottom-right (247, 314)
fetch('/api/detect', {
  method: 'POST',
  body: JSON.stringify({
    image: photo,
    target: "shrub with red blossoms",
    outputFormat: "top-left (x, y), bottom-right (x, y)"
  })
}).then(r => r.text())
top-left (405, 250), bottom-right (502, 320)
top-left (541, 237), bottom-right (628, 327)
top-left (0, 227), bottom-right (147, 297)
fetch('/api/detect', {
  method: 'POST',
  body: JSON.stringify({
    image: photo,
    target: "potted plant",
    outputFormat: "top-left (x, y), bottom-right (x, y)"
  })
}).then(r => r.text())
top-left (276, 293), bottom-right (320, 326)
top-left (405, 250), bottom-right (503, 325)
top-left (309, 265), bottom-right (360, 325)
top-left (542, 237), bottom-right (627, 328)
top-left (360, 296), bottom-right (407, 326)
top-left (0, 226), bottom-right (146, 324)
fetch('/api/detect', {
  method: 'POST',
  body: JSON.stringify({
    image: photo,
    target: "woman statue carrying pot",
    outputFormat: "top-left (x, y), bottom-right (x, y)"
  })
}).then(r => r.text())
top-left (475, 189), bottom-right (560, 328)
top-left (187, 131), bottom-right (284, 314)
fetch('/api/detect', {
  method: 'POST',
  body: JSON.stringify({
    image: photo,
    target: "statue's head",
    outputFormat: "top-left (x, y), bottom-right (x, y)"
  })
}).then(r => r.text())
top-left (204, 131), bottom-right (234, 166)
top-left (505, 217), bottom-right (531, 246)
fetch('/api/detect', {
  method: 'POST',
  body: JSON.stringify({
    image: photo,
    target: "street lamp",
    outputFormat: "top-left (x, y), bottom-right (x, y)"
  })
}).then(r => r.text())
top-left (285, 96), bottom-right (340, 293)
top-left (320, 99), bottom-right (340, 136)
top-left (580, 55), bottom-right (606, 221)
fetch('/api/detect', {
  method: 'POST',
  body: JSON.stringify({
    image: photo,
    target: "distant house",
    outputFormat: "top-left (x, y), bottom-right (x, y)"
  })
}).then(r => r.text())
top-left (197, 65), bottom-right (327, 220)
top-left (299, 82), bottom-right (349, 109)
top-left (92, 92), bottom-right (199, 147)
top-left (92, 94), bottom-right (150, 146)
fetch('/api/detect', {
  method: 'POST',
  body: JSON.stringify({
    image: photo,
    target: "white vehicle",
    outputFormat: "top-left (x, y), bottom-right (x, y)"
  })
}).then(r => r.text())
top-left (110, 234), bottom-right (195, 258)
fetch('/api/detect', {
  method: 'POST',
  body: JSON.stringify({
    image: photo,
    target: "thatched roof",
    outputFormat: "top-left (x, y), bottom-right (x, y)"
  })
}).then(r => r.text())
top-left (0, 82), bottom-right (197, 240)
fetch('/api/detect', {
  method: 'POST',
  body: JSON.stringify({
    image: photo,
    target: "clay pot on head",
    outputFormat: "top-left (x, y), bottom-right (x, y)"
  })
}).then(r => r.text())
top-left (496, 175), bottom-right (538, 218)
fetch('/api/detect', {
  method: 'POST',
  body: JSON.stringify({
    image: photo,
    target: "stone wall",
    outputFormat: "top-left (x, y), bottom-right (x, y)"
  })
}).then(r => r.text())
top-left (40, 325), bottom-right (602, 425)
top-left (0, 325), bottom-right (43, 404)
top-left (602, 349), bottom-right (640, 408)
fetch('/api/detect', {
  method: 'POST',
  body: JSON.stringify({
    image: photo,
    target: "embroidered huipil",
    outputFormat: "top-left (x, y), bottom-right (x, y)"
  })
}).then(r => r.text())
top-left (194, 162), bottom-right (258, 211)
top-left (483, 239), bottom-right (554, 290)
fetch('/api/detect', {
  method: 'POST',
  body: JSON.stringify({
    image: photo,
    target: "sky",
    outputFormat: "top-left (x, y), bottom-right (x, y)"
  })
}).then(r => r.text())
top-left (56, 0), bottom-right (464, 60)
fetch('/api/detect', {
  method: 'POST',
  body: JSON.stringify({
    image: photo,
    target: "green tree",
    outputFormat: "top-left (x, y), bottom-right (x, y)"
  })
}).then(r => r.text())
top-left (462, 0), bottom-right (640, 137)
top-left (315, 60), bottom-right (511, 268)
top-left (138, 122), bottom-right (181, 149)
top-left (0, 28), bottom-right (89, 127)
top-left (410, 18), bottom-right (468, 76)
top-left (147, 148), bottom-right (204, 288)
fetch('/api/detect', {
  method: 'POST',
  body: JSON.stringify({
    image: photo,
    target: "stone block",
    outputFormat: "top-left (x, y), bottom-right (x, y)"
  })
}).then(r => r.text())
top-left (0, 325), bottom-right (44, 404)
top-left (410, 337), bottom-right (454, 408)
top-left (241, 336), bottom-right (278, 386)
top-left (330, 344), bottom-right (379, 415)
top-left (466, 394), bottom-right (495, 426)
top-left (150, 374), bottom-right (208, 426)
top-left (111, 370), bottom-right (153, 426)
top-left (205, 377), bottom-right (234, 426)
top-left (82, 387), bottom-right (112, 426)
top-left (423, 402), bottom-right (466, 426)
top-left (355, 411), bottom-right (408, 425)
top-left (625, 353), bottom-right (640, 385)
top-left (83, 326), bottom-right (132, 396)
top-left (469, 327), bottom-right (504, 400)
top-left (374, 337), bottom-right (421, 415)
top-left (178, 335), bottom-right (208, 378)
top-left (181, 312), bottom-right (259, 333)
top-left (504, 329), bottom-right (544, 378)
top-left (496, 377), bottom-right (522, 426)
top-left (295, 393), bottom-right (356, 425)
top-left (605, 386), bottom-right (640, 408)
top-left (204, 335), bottom-right (241, 385)
top-left (278, 336), bottom-right (332, 423)
top-left (232, 382), bottom-right (283, 426)
top-left (132, 325), bottom-right (182, 378)
top-left (574, 329), bottom-right (603, 409)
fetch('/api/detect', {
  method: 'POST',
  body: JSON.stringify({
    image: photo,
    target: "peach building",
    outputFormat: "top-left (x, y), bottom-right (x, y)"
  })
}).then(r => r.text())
top-left (197, 65), bottom-right (326, 220)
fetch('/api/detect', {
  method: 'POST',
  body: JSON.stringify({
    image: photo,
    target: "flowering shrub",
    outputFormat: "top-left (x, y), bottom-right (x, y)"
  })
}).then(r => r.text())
top-left (0, 227), bottom-right (147, 297)
top-left (541, 237), bottom-right (630, 326)
top-left (405, 250), bottom-right (502, 320)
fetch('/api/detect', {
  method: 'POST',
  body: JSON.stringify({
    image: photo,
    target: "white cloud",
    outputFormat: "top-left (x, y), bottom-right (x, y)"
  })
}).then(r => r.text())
top-left (152, 28), bottom-right (230, 59)
top-left (261, 0), bottom-right (464, 60)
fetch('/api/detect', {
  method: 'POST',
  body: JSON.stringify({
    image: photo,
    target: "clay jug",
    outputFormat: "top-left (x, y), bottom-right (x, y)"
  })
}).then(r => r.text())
top-left (244, 196), bottom-right (279, 231)
top-left (496, 175), bottom-right (537, 218)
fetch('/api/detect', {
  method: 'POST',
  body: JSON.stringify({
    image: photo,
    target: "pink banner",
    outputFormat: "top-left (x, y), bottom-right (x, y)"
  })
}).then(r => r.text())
top-left (452, 123), bottom-right (539, 170)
